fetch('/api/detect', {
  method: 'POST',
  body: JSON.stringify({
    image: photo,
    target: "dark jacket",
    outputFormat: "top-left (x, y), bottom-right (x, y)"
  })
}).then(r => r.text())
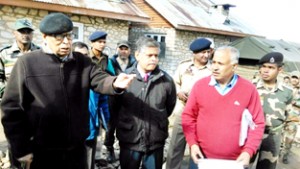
top-left (115, 63), bottom-right (177, 152)
top-left (110, 54), bottom-right (136, 75)
top-left (0, 50), bottom-right (116, 158)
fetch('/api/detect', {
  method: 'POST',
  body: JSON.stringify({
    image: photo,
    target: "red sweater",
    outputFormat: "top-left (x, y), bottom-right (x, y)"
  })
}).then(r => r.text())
top-left (182, 76), bottom-right (265, 159)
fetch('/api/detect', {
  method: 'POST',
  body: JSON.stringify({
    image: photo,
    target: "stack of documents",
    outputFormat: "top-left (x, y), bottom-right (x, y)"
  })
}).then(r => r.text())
top-left (239, 109), bottom-right (256, 146)
top-left (198, 159), bottom-right (244, 169)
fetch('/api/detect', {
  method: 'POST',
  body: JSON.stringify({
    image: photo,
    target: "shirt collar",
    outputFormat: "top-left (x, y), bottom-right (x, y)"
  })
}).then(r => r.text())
top-left (137, 64), bottom-right (151, 78)
top-left (209, 74), bottom-right (238, 87)
top-left (11, 42), bottom-right (36, 53)
top-left (42, 43), bottom-right (72, 61)
top-left (191, 59), bottom-right (210, 70)
top-left (256, 79), bottom-right (284, 91)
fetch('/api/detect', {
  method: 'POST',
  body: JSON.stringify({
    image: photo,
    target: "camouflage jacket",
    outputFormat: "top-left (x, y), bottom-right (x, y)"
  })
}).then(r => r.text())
top-left (255, 79), bottom-right (293, 128)
top-left (287, 86), bottom-right (300, 122)
top-left (0, 42), bottom-right (40, 98)
top-left (0, 42), bottom-right (40, 79)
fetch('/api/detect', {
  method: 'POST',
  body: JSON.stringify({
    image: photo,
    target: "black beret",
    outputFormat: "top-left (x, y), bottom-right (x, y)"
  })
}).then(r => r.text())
top-left (39, 13), bottom-right (73, 34)
top-left (189, 38), bottom-right (211, 53)
top-left (259, 52), bottom-right (284, 66)
top-left (89, 31), bottom-right (107, 42)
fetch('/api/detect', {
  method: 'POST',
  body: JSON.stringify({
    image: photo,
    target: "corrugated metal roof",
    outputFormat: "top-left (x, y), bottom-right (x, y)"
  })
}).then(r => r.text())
top-left (33, 0), bottom-right (149, 20)
top-left (145, 0), bottom-right (258, 36)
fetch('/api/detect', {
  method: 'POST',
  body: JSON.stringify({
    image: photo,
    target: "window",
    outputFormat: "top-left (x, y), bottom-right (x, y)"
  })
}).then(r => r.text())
top-left (73, 22), bottom-right (84, 42)
top-left (145, 34), bottom-right (166, 58)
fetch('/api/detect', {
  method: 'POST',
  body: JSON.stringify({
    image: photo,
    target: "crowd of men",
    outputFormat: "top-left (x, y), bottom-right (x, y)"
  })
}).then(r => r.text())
top-left (0, 12), bottom-right (299, 169)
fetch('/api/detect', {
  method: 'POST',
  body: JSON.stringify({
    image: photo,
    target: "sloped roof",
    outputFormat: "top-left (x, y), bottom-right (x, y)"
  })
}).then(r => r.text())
top-left (145, 0), bottom-right (259, 37)
top-left (230, 36), bottom-right (300, 72)
top-left (0, 0), bottom-right (150, 23)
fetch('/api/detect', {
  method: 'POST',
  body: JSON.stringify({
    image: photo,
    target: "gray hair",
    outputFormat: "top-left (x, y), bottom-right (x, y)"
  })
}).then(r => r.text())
top-left (214, 46), bottom-right (240, 64)
top-left (136, 37), bottom-right (161, 54)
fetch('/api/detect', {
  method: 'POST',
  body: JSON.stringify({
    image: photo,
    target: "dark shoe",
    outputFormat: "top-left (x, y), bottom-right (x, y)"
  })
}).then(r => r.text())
top-left (106, 147), bottom-right (116, 163)
top-left (282, 154), bottom-right (289, 164)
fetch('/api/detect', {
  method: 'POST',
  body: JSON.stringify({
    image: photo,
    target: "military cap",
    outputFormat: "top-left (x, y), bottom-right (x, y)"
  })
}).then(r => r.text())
top-left (39, 13), bottom-right (73, 35)
top-left (89, 31), bottom-right (107, 42)
top-left (259, 52), bottom-right (284, 66)
top-left (290, 71), bottom-right (300, 78)
top-left (117, 40), bottom-right (130, 48)
top-left (14, 18), bottom-right (34, 31)
top-left (189, 38), bottom-right (211, 53)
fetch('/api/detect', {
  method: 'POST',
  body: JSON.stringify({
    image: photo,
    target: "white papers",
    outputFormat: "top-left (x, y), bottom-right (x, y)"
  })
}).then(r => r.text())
top-left (239, 109), bottom-right (256, 146)
top-left (198, 159), bottom-right (244, 169)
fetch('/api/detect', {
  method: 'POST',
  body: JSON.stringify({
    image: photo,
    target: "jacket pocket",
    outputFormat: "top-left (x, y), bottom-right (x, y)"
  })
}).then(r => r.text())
top-left (116, 120), bottom-right (139, 144)
top-left (150, 119), bottom-right (168, 144)
top-left (118, 120), bottom-right (133, 130)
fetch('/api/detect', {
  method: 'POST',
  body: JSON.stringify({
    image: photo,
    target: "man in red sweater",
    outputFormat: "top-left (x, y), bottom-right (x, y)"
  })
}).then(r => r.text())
top-left (182, 46), bottom-right (265, 168)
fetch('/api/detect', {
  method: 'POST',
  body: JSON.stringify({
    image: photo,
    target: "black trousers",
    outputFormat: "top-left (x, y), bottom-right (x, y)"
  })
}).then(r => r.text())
top-left (30, 144), bottom-right (87, 169)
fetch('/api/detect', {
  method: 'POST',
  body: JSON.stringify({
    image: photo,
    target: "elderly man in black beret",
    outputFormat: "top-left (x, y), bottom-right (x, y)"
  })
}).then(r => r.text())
top-left (166, 38), bottom-right (212, 169)
top-left (253, 52), bottom-right (293, 169)
top-left (0, 12), bottom-right (135, 169)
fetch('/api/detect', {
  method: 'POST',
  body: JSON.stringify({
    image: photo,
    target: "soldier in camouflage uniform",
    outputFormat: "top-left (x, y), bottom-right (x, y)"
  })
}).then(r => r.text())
top-left (254, 52), bottom-right (293, 169)
top-left (166, 38), bottom-right (212, 169)
top-left (0, 18), bottom-right (40, 81)
top-left (281, 71), bottom-right (300, 164)
top-left (0, 18), bottom-right (39, 168)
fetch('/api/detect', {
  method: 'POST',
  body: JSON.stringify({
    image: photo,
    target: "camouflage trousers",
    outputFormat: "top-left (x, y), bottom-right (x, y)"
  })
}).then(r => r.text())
top-left (255, 128), bottom-right (282, 169)
top-left (281, 121), bottom-right (298, 156)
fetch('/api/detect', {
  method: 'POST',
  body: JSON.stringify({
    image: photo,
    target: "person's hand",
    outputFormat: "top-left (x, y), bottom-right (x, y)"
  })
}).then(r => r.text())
top-left (190, 144), bottom-right (204, 164)
top-left (18, 153), bottom-right (33, 169)
top-left (113, 73), bottom-right (136, 89)
top-left (177, 91), bottom-right (188, 102)
top-left (236, 152), bottom-right (250, 167)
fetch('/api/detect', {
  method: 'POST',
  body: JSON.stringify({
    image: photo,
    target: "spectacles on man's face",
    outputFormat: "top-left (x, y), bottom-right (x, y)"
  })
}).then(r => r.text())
top-left (50, 33), bottom-right (75, 41)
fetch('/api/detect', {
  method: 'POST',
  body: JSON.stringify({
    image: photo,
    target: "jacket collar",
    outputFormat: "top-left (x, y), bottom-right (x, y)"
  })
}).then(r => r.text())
top-left (256, 79), bottom-right (284, 91)
top-left (127, 62), bottom-right (164, 82)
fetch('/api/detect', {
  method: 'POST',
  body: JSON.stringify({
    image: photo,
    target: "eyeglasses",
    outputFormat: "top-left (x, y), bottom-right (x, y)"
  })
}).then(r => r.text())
top-left (50, 33), bottom-right (75, 41)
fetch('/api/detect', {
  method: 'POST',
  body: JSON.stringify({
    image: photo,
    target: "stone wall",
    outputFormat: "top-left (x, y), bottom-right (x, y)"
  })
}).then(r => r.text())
top-left (129, 26), bottom-right (234, 75)
top-left (0, 5), bottom-right (130, 56)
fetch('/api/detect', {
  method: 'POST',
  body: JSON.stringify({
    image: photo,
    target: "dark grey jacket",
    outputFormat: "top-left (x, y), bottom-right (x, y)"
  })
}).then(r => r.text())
top-left (115, 63), bottom-right (177, 152)
top-left (1, 50), bottom-right (116, 158)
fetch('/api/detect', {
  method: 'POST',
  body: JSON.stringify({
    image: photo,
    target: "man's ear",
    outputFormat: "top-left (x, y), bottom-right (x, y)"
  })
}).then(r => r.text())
top-left (135, 51), bottom-right (140, 61)
top-left (233, 63), bottom-right (238, 70)
top-left (13, 31), bottom-right (18, 37)
top-left (278, 66), bottom-right (283, 72)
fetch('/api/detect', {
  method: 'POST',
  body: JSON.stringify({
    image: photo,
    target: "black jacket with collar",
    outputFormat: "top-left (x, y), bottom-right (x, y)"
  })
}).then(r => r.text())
top-left (115, 63), bottom-right (177, 152)
top-left (1, 50), bottom-right (116, 158)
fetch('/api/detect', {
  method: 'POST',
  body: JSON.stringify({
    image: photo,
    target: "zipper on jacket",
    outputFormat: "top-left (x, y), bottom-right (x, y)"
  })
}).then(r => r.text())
top-left (60, 62), bottom-right (71, 143)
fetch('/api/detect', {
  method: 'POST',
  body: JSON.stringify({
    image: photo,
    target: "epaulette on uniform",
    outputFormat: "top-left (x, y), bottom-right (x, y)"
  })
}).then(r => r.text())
top-left (179, 58), bottom-right (192, 64)
top-left (0, 45), bottom-right (12, 53)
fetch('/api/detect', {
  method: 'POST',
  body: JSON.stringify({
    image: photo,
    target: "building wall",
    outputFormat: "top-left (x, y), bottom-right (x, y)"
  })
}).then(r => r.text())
top-left (0, 5), bottom-right (130, 56)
